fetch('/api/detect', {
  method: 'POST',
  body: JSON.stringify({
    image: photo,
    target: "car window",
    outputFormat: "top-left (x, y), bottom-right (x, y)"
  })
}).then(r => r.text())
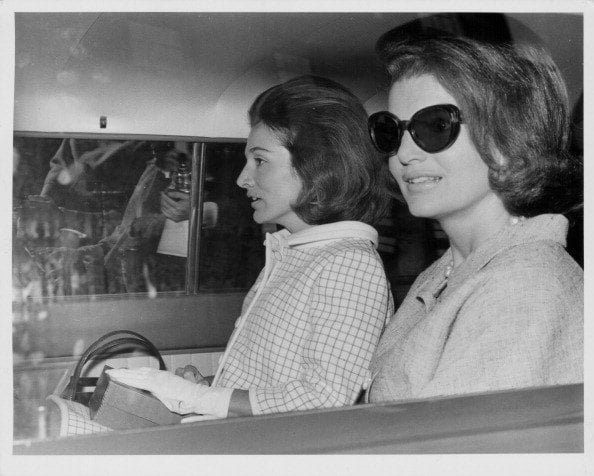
top-left (198, 143), bottom-right (266, 291)
top-left (12, 137), bottom-right (266, 300)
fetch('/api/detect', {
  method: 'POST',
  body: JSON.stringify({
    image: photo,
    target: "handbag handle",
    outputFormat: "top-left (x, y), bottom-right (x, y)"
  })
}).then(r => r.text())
top-left (61, 330), bottom-right (166, 401)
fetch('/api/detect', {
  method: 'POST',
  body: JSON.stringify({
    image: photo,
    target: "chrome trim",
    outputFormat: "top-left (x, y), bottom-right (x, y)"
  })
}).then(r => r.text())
top-left (186, 142), bottom-right (206, 294)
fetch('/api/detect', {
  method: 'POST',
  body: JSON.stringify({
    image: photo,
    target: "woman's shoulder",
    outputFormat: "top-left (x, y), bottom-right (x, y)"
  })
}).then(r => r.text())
top-left (302, 238), bottom-right (385, 275)
top-left (471, 241), bottom-right (583, 314)
top-left (298, 233), bottom-right (375, 252)
top-left (318, 237), bottom-right (380, 261)
top-left (487, 239), bottom-right (582, 283)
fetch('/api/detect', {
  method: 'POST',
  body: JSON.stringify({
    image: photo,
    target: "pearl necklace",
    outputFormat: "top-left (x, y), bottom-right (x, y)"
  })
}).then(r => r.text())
top-left (444, 261), bottom-right (454, 279)
top-left (510, 216), bottom-right (526, 226)
top-left (433, 215), bottom-right (525, 300)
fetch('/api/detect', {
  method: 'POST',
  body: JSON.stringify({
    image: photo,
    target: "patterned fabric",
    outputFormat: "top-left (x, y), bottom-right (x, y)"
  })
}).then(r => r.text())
top-left (47, 394), bottom-right (111, 437)
top-left (214, 221), bottom-right (393, 415)
top-left (369, 214), bottom-right (583, 403)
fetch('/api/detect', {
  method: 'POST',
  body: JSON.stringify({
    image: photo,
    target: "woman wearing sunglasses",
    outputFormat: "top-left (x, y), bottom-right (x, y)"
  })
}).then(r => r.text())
top-left (367, 15), bottom-right (583, 402)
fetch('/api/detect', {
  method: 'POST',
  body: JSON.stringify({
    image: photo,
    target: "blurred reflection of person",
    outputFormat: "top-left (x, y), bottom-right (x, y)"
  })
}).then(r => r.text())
top-left (18, 139), bottom-right (199, 294)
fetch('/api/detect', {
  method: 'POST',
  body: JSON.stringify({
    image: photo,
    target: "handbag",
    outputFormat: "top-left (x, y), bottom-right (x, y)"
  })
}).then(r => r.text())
top-left (49, 330), bottom-right (181, 437)
top-left (88, 366), bottom-right (183, 430)
top-left (60, 329), bottom-right (166, 405)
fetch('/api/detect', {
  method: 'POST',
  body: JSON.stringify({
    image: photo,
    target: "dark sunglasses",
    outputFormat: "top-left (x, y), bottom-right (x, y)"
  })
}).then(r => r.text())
top-left (368, 104), bottom-right (463, 155)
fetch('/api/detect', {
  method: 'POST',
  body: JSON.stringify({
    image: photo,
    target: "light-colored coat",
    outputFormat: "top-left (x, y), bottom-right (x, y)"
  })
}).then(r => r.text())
top-left (369, 214), bottom-right (583, 402)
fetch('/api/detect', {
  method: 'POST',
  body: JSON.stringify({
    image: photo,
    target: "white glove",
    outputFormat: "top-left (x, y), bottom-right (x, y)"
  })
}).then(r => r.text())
top-left (106, 367), bottom-right (233, 418)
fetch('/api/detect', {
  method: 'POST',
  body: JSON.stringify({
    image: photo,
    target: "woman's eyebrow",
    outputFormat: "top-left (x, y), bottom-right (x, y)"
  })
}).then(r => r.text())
top-left (247, 146), bottom-right (271, 154)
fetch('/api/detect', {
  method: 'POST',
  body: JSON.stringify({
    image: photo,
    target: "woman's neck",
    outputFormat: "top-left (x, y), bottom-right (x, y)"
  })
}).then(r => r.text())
top-left (439, 196), bottom-right (511, 266)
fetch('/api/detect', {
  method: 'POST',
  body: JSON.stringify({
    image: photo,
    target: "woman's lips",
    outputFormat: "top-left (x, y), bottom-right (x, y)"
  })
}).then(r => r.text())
top-left (403, 175), bottom-right (442, 191)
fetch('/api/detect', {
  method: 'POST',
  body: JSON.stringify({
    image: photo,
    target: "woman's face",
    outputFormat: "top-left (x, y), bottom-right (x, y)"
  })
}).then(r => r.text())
top-left (387, 74), bottom-right (498, 224)
top-left (237, 122), bottom-right (308, 233)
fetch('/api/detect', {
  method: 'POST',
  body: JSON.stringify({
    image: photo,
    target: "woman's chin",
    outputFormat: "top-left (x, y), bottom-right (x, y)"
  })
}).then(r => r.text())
top-left (405, 202), bottom-right (438, 220)
top-left (252, 212), bottom-right (266, 224)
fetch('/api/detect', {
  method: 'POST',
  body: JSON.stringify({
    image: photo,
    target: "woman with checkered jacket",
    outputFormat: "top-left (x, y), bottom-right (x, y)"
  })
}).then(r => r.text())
top-left (108, 75), bottom-right (394, 418)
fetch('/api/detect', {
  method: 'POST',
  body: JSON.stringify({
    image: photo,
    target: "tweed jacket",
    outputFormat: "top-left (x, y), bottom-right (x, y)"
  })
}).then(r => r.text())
top-left (213, 221), bottom-right (393, 415)
top-left (369, 214), bottom-right (583, 402)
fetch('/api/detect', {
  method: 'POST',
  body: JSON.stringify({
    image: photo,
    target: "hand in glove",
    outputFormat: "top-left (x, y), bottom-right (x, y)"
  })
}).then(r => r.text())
top-left (106, 367), bottom-right (232, 418)
top-left (174, 364), bottom-right (208, 385)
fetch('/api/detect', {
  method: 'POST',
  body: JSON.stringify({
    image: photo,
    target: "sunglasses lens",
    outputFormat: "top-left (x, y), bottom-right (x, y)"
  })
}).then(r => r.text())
top-left (370, 113), bottom-right (400, 154)
top-left (412, 107), bottom-right (457, 153)
top-left (370, 106), bottom-right (461, 154)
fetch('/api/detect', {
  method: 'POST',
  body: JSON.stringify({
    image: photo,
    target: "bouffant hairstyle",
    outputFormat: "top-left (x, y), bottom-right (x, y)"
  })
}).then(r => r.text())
top-left (248, 75), bottom-right (392, 226)
top-left (376, 14), bottom-right (582, 217)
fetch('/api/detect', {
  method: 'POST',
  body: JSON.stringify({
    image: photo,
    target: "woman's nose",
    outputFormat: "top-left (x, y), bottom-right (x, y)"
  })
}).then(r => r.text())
top-left (396, 132), bottom-right (426, 165)
top-left (236, 165), bottom-right (254, 188)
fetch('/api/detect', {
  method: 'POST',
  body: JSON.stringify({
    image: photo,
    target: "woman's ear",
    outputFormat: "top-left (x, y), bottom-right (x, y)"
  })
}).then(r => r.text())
top-left (487, 147), bottom-right (512, 180)
top-left (491, 147), bottom-right (509, 168)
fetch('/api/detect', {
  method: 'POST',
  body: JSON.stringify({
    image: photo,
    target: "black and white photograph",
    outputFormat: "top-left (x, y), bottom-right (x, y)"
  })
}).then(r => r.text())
top-left (1, 0), bottom-right (590, 475)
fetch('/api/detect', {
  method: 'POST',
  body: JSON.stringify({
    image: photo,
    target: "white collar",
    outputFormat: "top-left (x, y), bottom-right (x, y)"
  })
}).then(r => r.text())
top-left (272, 221), bottom-right (378, 249)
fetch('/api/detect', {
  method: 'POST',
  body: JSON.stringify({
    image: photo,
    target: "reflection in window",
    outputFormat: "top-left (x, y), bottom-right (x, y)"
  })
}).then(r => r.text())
top-left (12, 137), bottom-right (190, 299)
top-left (13, 137), bottom-right (268, 301)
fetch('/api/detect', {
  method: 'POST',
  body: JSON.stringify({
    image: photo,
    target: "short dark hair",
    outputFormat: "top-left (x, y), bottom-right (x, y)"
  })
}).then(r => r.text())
top-left (248, 75), bottom-right (392, 227)
top-left (376, 14), bottom-right (582, 216)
